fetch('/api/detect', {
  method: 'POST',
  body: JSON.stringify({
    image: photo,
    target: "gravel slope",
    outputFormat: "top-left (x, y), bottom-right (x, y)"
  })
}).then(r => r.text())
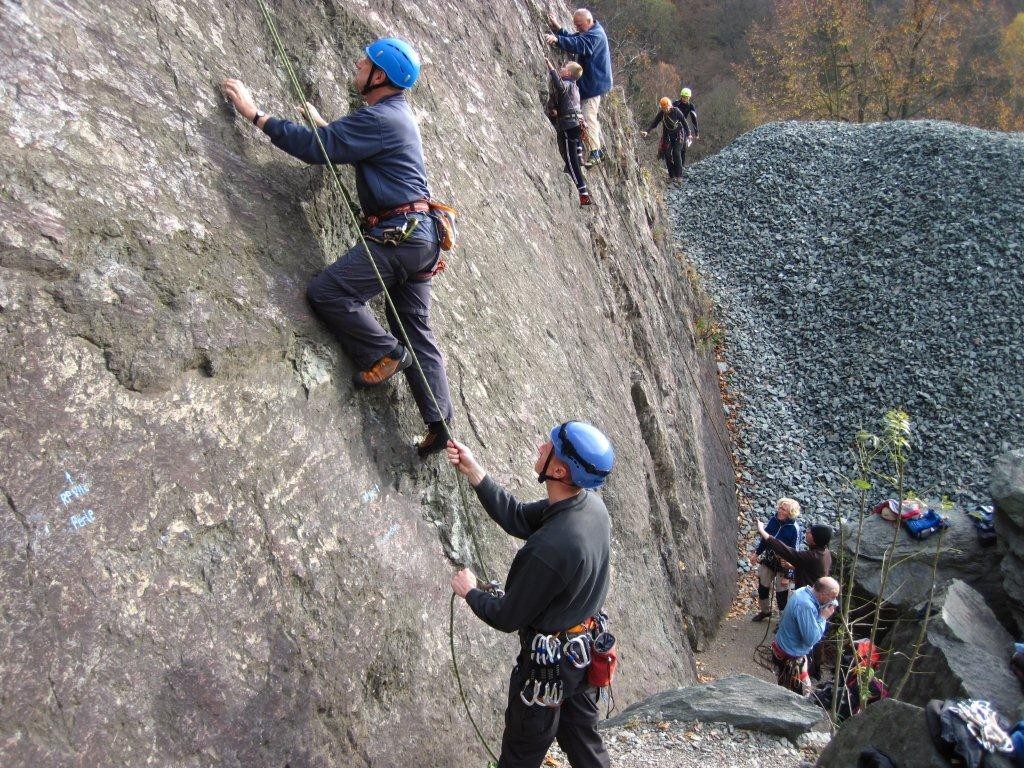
top-left (669, 120), bottom-right (1024, 527)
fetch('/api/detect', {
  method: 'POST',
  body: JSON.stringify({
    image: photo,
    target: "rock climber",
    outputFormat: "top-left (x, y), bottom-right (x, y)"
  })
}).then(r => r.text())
top-left (447, 422), bottom-right (615, 768)
top-left (545, 57), bottom-right (592, 206)
top-left (750, 497), bottom-right (801, 622)
top-left (641, 97), bottom-right (691, 180)
top-left (221, 38), bottom-right (454, 457)
top-left (545, 8), bottom-right (612, 167)
top-left (673, 87), bottom-right (699, 167)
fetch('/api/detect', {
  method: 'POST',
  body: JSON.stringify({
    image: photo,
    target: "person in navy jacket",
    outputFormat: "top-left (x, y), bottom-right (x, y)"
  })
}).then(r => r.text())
top-left (750, 497), bottom-right (801, 621)
top-left (222, 39), bottom-right (455, 457)
top-left (545, 8), bottom-right (613, 166)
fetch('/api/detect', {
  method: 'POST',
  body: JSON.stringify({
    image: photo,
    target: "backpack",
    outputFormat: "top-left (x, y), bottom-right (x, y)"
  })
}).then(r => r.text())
top-left (904, 508), bottom-right (949, 540)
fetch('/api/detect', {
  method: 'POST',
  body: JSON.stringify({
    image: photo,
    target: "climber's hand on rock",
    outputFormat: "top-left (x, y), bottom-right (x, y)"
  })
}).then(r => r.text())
top-left (544, 33), bottom-right (558, 45)
top-left (222, 78), bottom-right (257, 121)
top-left (452, 568), bottom-right (478, 598)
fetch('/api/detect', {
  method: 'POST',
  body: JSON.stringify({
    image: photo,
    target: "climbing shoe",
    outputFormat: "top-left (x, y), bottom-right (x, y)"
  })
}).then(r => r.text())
top-left (352, 346), bottom-right (411, 388)
top-left (583, 149), bottom-right (603, 167)
top-left (416, 421), bottom-right (450, 458)
top-left (579, 193), bottom-right (593, 206)
top-left (751, 611), bottom-right (771, 623)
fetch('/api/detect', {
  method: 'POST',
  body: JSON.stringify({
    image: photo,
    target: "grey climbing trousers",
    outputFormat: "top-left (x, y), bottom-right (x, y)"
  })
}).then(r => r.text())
top-left (306, 215), bottom-right (454, 425)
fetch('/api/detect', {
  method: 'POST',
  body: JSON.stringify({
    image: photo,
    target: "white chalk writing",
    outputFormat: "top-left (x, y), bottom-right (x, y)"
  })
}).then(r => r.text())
top-left (69, 509), bottom-right (95, 531)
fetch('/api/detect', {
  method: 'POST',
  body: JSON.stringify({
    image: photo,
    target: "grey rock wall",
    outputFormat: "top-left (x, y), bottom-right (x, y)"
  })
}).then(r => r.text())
top-left (992, 448), bottom-right (1024, 632)
top-left (0, 1), bottom-right (736, 766)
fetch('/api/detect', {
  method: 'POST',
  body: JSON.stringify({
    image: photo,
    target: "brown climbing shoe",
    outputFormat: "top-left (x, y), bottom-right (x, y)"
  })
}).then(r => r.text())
top-left (416, 421), bottom-right (449, 458)
top-left (751, 611), bottom-right (772, 623)
top-left (352, 347), bottom-right (411, 388)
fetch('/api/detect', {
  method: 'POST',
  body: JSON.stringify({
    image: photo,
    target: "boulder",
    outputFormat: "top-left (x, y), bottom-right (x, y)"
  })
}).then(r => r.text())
top-left (886, 580), bottom-right (1024, 719)
top-left (816, 700), bottom-right (935, 768)
top-left (815, 698), bottom-right (1016, 768)
top-left (601, 674), bottom-right (828, 740)
top-left (991, 449), bottom-right (1024, 522)
top-left (841, 510), bottom-right (1010, 624)
top-left (992, 449), bottom-right (1024, 632)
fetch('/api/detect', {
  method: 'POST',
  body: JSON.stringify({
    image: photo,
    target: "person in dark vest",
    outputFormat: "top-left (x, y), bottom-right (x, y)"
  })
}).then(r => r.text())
top-left (545, 8), bottom-right (613, 166)
top-left (221, 38), bottom-right (454, 457)
top-left (641, 97), bottom-right (691, 179)
top-left (750, 497), bottom-right (801, 621)
top-left (447, 422), bottom-right (615, 768)
top-left (545, 58), bottom-right (592, 206)
top-left (756, 519), bottom-right (833, 588)
top-left (672, 87), bottom-right (699, 168)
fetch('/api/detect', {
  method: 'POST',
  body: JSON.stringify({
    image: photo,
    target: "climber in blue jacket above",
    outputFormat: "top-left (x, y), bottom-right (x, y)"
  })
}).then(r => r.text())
top-left (545, 8), bottom-right (613, 167)
top-left (222, 38), bottom-right (455, 457)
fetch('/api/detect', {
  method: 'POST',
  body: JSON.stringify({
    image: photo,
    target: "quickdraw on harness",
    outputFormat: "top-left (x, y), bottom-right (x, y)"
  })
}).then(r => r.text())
top-left (519, 613), bottom-right (616, 709)
top-left (521, 633), bottom-right (564, 707)
top-left (362, 198), bottom-right (459, 279)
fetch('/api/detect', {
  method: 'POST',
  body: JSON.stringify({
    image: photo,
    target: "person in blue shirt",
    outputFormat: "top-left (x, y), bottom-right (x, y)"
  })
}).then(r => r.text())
top-left (772, 577), bottom-right (839, 695)
top-left (545, 8), bottom-right (613, 167)
top-left (751, 497), bottom-right (802, 621)
top-left (221, 38), bottom-right (454, 457)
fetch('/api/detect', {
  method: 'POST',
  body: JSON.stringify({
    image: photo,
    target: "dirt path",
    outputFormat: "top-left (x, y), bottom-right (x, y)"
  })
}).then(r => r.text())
top-left (693, 566), bottom-right (777, 684)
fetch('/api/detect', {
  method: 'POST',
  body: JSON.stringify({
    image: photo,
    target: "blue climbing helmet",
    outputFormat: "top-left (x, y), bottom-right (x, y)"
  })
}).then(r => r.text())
top-left (548, 421), bottom-right (615, 489)
top-left (365, 37), bottom-right (421, 89)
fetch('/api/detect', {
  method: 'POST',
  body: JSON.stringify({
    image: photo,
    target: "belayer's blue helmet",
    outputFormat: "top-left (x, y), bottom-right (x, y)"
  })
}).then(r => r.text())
top-left (365, 38), bottom-right (421, 89)
top-left (545, 421), bottom-right (615, 490)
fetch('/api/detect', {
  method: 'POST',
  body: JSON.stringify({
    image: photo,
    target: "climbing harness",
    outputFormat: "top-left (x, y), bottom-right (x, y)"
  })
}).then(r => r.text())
top-left (253, 3), bottom-right (496, 762)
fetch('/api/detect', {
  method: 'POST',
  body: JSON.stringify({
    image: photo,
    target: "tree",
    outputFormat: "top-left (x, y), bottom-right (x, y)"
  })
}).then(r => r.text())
top-left (737, 0), bottom-right (874, 123)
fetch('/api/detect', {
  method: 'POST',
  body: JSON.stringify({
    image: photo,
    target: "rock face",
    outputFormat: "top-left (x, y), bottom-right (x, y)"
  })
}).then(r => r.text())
top-left (669, 121), bottom-right (1024, 523)
top-left (815, 699), bottom-right (961, 768)
top-left (886, 580), bottom-right (1024, 719)
top-left (0, 1), bottom-right (737, 766)
top-left (841, 510), bottom-right (1008, 621)
top-left (992, 449), bottom-right (1024, 633)
top-left (603, 674), bottom-right (829, 740)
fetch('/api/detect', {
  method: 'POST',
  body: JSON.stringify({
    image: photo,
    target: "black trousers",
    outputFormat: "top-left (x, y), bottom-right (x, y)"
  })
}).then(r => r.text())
top-left (305, 215), bottom-right (454, 424)
top-left (664, 137), bottom-right (685, 178)
top-left (498, 650), bottom-right (609, 768)
top-left (556, 125), bottom-right (588, 194)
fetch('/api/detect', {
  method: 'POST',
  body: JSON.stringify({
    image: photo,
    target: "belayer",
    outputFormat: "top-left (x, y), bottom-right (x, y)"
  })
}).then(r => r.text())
top-left (545, 57), bottom-right (592, 206)
top-left (447, 422), bottom-right (616, 768)
top-left (221, 38), bottom-right (454, 457)
top-left (640, 97), bottom-right (690, 180)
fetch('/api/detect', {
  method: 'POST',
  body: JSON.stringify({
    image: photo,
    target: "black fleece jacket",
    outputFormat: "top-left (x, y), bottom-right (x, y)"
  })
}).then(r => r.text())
top-left (465, 475), bottom-right (611, 634)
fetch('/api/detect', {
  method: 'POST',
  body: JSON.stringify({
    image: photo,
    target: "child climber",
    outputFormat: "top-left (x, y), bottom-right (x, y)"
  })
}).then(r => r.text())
top-left (545, 57), bottom-right (592, 206)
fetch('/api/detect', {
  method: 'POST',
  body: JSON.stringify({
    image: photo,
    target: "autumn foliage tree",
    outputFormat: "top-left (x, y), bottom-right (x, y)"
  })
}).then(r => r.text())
top-left (737, 0), bottom-right (1024, 128)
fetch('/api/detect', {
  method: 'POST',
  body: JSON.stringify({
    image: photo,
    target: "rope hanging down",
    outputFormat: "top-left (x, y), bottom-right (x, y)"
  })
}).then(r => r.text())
top-left (252, 2), bottom-right (497, 762)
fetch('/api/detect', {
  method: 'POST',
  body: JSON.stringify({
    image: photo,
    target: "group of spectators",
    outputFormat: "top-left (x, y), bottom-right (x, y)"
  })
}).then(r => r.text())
top-left (751, 498), bottom-right (839, 695)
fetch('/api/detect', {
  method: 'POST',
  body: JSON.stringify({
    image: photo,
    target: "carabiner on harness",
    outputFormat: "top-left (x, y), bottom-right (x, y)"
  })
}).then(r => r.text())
top-left (564, 634), bottom-right (592, 669)
top-left (530, 633), bottom-right (561, 665)
top-left (365, 216), bottom-right (420, 246)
